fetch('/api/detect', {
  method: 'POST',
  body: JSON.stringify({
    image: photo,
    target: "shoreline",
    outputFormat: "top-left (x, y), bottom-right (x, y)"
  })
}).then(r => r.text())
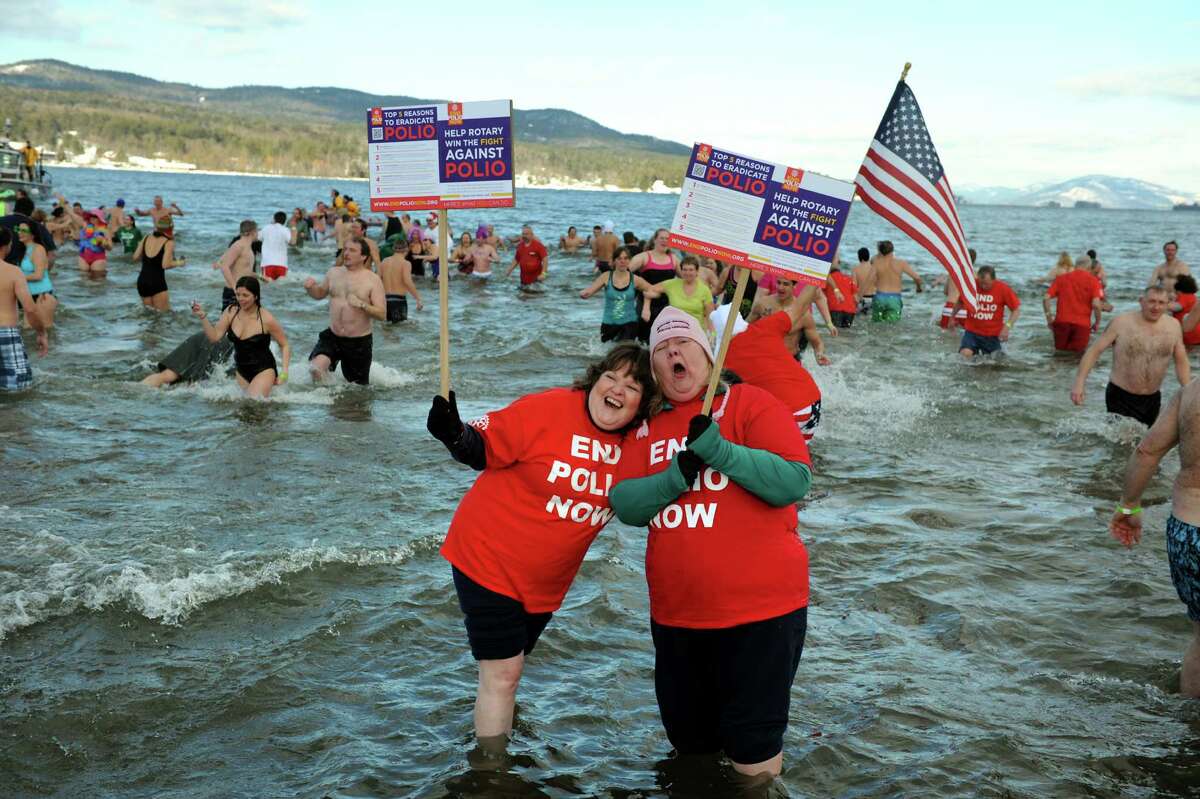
top-left (44, 162), bottom-right (683, 195)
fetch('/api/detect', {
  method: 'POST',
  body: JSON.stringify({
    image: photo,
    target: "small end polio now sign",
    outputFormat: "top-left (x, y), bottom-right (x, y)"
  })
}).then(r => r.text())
top-left (669, 142), bottom-right (855, 286)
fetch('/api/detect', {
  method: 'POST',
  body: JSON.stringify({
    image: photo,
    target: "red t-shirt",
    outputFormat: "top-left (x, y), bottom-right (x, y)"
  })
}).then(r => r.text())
top-left (616, 384), bottom-right (811, 628)
top-left (440, 388), bottom-right (626, 612)
top-left (1047, 270), bottom-right (1102, 327)
top-left (824, 270), bottom-right (857, 314)
top-left (725, 311), bottom-right (821, 413)
top-left (515, 239), bottom-right (548, 285)
top-left (964, 280), bottom-right (1020, 337)
top-left (1174, 292), bottom-right (1200, 345)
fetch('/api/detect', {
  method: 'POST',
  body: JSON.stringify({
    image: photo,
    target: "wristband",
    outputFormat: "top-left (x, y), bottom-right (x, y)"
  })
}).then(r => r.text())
top-left (278, 371), bottom-right (289, 383)
top-left (1005, 321), bottom-right (1014, 328)
top-left (1116, 505), bottom-right (1142, 516)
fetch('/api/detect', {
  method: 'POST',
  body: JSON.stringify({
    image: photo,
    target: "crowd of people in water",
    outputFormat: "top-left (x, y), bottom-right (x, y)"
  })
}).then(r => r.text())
top-left (1, 181), bottom-right (1197, 782)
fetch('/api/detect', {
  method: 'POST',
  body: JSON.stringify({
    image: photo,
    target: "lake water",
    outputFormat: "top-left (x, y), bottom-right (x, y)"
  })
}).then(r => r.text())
top-left (2, 167), bottom-right (1199, 798)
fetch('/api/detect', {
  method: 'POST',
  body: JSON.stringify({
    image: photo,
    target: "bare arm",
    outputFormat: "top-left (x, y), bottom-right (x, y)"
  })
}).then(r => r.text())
top-left (266, 311), bottom-right (291, 380)
top-left (163, 241), bottom-right (186, 269)
top-left (903, 261), bottom-right (924, 292)
top-left (580, 273), bottom-right (610, 299)
top-left (1091, 298), bottom-right (1102, 331)
top-left (402, 261), bottom-right (423, 310)
top-left (1070, 320), bottom-right (1120, 404)
top-left (196, 305), bottom-right (234, 343)
top-left (304, 271), bottom-right (331, 300)
top-left (351, 276), bottom-right (387, 321)
top-left (1174, 336), bottom-right (1191, 386)
top-left (1110, 390), bottom-right (1183, 547)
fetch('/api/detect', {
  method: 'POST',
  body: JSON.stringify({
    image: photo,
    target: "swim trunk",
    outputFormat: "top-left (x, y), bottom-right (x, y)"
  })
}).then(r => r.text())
top-left (831, 311), bottom-right (855, 328)
top-left (793, 399), bottom-right (821, 442)
top-left (262, 264), bottom-right (287, 280)
top-left (386, 294), bottom-right (407, 323)
top-left (651, 606), bottom-right (807, 765)
top-left (959, 330), bottom-right (1002, 355)
top-left (137, 269), bottom-right (168, 298)
top-left (600, 321), bottom-right (640, 342)
top-left (1051, 321), bottom-right (1090, 352)
top-left (1166, 515), bottom-right (1200, 621)
top-left (1105, 382), bottom-right (1161, 427)
top-left (0, 326), bottom-right (32, 391)
top-left (858, 295), bottom-right (874, 315)
top-left (309, 328), bottom-right (372, 385)
top-left (80, 249), bottom-right (106, 266)
top-left (872, 292), bottom-right (903, 322)
top-left (221, 287), bottom-right (237, 310)
top-left (595, 260), bottom-right (612, 273)
top-left (31, 291), bottom-right (54, 302)
top-left (452, 566), bottom-right (553, 661)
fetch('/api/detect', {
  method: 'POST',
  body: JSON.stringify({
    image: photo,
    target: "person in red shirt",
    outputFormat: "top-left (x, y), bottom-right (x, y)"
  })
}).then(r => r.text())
top-left (610, 306), bottom-right (813, 780)
top-left (426, 343), bottom-right (652, 748)
top-left (824, 260), bottom-right (858, 328)
top-left (956, 266), bottom-right (1021, 358)
top-left (505, 225), bottom-right (549, 288)
top-left (1171, 275), bottom-right (1200, 347)
top-left (726, 284), bottom-right (825, 443)
top-left (1043, 254), bottom-right (1103, 352)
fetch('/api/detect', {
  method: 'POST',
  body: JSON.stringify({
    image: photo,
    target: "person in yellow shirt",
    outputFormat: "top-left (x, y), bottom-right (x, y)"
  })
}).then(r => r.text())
top-left (20, 142), bottom-right (37, 182)
top-left (656, 255), bottom-right (715, 335)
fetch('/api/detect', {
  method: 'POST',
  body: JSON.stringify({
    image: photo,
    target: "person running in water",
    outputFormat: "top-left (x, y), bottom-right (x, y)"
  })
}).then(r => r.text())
top-left (304, 237), bottom-right (385, 385)
top-left (193, 275), bottom-right (290, 399)
top-left (134, 196), bottom-right (184, 224)
top-left (379, 237), bottom-right (424, 322)
top-left (871, 240), bottom-right (923, 321)
top-left (131, 216), bottom-right (186, 311)
top-left (213, 220), bottom-right (258, 310)
top-left (0, 227), bottom-right (49, 390)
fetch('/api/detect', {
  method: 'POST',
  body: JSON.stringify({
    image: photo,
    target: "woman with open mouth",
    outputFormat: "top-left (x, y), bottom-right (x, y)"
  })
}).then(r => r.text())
top-left (426, 342), bottom-right (653, 754)
top-left (610, 306), bottom-right (814, 782)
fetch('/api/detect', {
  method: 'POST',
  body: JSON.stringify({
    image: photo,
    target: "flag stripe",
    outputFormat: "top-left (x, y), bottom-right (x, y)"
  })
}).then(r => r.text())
top-left (935, 178), bottom-right (968, 251)
top-left (855, 166), bottom-right (977, 307)
top-left (859, 147), bottom-right (973, 280)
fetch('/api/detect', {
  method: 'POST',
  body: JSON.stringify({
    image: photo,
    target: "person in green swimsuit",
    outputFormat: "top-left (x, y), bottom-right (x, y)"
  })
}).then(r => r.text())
top-left (656, 255), bottom-right (715, 335)
top-left (116, 215), bottom-right (144, 255)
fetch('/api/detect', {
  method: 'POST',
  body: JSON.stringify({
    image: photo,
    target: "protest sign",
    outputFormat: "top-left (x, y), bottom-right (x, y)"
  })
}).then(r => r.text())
top-left (669, 143), bottom-right (855, 286)
top-left (368, 99), bottom-right (514, 212)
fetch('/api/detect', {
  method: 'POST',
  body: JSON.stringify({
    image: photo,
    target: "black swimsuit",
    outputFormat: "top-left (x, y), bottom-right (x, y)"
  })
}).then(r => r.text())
top-left (137, 239), bottom-right (169, 298)
top-left (227, 307), bottom-right (277, 382)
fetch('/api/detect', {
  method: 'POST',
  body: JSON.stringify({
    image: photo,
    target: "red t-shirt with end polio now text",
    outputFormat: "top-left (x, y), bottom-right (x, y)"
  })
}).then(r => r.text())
top-left (964, 280), bottom-right (1020, 337)
top-left (1047, 270), bottom-right (1102, 327)
top-left (616, 383), bottom-right (811, 629)
top-left (440, 388), bottom-right (626, 612)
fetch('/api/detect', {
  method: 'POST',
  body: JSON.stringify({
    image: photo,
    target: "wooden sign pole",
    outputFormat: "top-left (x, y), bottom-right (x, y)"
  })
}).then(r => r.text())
top-left (700, 267), bottom-right (751, 415)
top-left (438, 210), bottom-right (451, 398)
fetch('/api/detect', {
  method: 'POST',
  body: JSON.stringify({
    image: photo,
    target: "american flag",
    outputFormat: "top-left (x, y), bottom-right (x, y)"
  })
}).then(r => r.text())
top-left (855, 80), bottom-right (977, 311)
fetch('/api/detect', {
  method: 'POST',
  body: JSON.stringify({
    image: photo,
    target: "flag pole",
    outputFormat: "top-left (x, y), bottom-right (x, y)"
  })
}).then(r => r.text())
top-left (438, 210), bottom-right (451, 398)
top-left (900, 62), bottom-right (912, 81)
top-left (701, 267), bottom-right (751, 415)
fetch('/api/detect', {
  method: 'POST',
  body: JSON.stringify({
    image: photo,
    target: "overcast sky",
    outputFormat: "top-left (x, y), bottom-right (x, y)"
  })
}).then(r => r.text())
top-left (7, 0), bottom-right (1199, 190)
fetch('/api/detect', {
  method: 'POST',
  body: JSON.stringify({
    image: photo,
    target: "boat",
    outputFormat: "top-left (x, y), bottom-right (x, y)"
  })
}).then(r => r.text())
top-left (0, 140), bottom-right (53, 202)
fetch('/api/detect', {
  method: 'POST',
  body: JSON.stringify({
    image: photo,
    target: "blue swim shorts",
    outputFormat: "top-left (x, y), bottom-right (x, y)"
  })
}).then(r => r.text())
top-left (1166, 514), bottom-right (1200, 621)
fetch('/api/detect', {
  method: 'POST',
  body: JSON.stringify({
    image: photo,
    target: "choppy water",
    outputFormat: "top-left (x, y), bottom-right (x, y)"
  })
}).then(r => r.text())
top-left (3, 167), bottom-right (1199, 798)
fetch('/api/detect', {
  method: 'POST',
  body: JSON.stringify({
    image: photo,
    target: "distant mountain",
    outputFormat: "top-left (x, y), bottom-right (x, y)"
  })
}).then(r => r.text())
top-left (958, 174), bottom-right (1200, 210)
top-left (0, 59), bottom-right (690, 157)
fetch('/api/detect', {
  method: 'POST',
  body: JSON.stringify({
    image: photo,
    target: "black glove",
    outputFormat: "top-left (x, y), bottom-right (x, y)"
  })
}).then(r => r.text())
top-left (686, 414), bottom-right (714, 446)
top-left (676, 448), bottom-right (703, 485)
top-left (427, 392), bottom-right (464, 445)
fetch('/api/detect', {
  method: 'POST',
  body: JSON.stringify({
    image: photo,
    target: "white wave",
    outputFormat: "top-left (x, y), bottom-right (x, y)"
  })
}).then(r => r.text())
top-left (0, 541), bottom-right (416, 639)
top-left (810, 352), bottom-right (936, 444)
top-left (1052, 411), bottom-right (1146, 445)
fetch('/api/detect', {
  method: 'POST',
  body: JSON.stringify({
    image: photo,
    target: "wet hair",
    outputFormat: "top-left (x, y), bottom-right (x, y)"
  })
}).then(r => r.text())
top-left (1056, 252), bottom-right (1072, 270)
top-left (968, 248), bottom-right (977, 264)
top-left (239, 219), bottom-right (256, 236)
top-left (390, 236), bottom-right (410, 253)
top-left (51, 206), bottom-right (64, 218)
top-left (977, 265), bottom-right (996, 279)
top-left (235, 274), bottom-right (261, 305)
top-left (571, 342), bottom-right (656, 424)
top-left (0, 227), bottom-right (11, 249)
top-left (1087, 249), bottom-right (1098, 261)
top-left (1144, 284), bottom-right (1169, 297)
top-left (345, 236), bottom-right (371, 263)
top-left (652, 228), bottom-right (670, 246)
top-left (1164, 240), bottom-right (1179, 251)
top-left (353, 217), bottom-right (367, 230)
top-left (679, 255), bottom-right (700, 269)
top-left (14, 197), bottom-right (34, 216)
top-left (1173, 275), bottom-right (1197, 294)
top-left (857, 247), bottom-right (869, 262)
top-left (612, 246), bottom-right (632, 263)
top-left (273, 211), bottom-right (286, 224)
top-left (568, 226), bottom-right (577, 234)
top-left (877, 240), bottom-right (894, 255)
top-left (623, 232), bottom-right (638, 244)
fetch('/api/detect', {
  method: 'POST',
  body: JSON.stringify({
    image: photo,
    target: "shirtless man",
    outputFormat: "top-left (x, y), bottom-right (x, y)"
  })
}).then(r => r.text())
top-left (310, 201), bottom-right (329, 243)
top-left (304, 237), bottom-right (385, 385)
top-left (749, 274), bottom-right (831, 364)
top-left (0, 227), bottom-right (49, 390)
top-left (852, 246), bottom-right (876, 315)
top-left (467, 235), bottom-right (500, 278)
top-left (213, 220), bottom-right (258, 310)
top-left (349, 218), bottom-right (381, 269)
top-left (560, 226), bottom-right (587, 254)
top-left (379, 237), bottom-right (424, 323)
top-left (592, 221), bottom-right (620, 273)
top-left (485, 224), bottom-right (505, 252)
top-left (107, 199), bottom-right (127, 237)
top-left (871, 240), bottom-right (923, 321)
top-left (134, 195), bottom-right (184, 224)
top-left (1071, 286), bottom-right (1189, 426)
top-left (1149, 241), bottom-right (1189, 291)
top-left (1109, 379), bottom-right (1200, 698)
